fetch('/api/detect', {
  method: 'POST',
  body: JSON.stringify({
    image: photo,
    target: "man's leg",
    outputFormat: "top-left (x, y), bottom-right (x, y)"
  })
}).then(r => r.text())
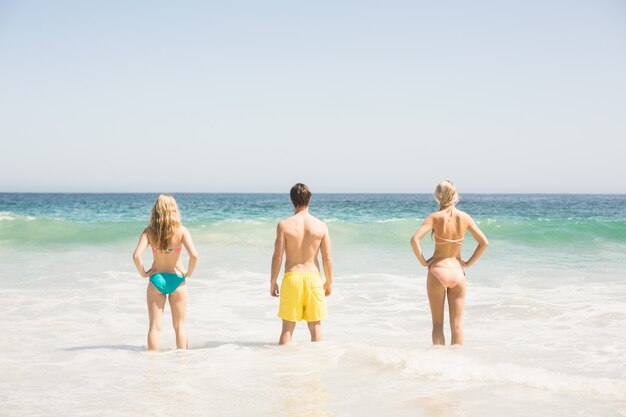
top-left (307, 321), bottom-right (322, 342)
top-left (279, 320), bottom-right (296, 345)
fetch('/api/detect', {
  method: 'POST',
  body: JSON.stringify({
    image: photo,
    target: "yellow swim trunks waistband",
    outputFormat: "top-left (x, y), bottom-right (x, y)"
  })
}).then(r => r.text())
top-left (283, 271), bottom-right (321, 278)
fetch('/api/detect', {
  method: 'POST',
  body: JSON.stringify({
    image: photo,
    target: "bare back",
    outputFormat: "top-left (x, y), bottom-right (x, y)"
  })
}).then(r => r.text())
top-left (280, 212), bottom-right (328, 272)
top-left (431, 208), bottom-right (470, 260)
top-left (146, 228), bottom-right (186, 274)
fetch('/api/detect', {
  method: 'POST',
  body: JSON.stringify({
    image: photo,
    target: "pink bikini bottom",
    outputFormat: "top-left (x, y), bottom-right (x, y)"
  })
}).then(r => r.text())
top-left (429, 266), bottom-right (465, 289)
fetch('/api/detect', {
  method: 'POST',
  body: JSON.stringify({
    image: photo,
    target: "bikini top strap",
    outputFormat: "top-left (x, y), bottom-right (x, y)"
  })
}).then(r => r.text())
top-left (151, 246), bottom-right (183, 253)
top-left (433, 233), bottom-right (465, 244)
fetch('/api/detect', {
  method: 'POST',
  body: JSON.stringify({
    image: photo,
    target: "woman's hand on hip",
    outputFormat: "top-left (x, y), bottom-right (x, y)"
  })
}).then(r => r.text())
top-left (425, 257), bottom-right (438, 268)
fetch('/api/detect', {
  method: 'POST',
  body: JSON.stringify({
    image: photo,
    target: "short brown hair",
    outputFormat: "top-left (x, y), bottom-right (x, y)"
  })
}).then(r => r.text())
top-left (290, 183), bottom-right (311, 208)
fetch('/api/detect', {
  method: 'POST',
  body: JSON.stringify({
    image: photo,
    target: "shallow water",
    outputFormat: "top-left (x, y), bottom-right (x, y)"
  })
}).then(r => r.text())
top-left (1, 193), bottom-right (625, 416)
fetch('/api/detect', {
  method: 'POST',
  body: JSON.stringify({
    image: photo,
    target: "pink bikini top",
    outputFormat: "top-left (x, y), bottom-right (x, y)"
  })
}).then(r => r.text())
top-left (151, 246), bottom-right (182, 254)
top-left (432, 206), bottom-right (464, 245)
top-left (433, 234), bottom-right (464, 245)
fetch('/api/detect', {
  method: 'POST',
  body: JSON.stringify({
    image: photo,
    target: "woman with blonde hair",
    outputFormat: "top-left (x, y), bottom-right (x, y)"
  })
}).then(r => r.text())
top-left (133, 194), bottom-right (198, 351)
top-left (411, 181), bottom-right (488, 345)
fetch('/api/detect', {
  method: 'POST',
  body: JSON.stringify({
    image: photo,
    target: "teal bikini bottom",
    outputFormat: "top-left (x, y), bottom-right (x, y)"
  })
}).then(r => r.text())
top-left (149, 272), bottom-right (185, 295)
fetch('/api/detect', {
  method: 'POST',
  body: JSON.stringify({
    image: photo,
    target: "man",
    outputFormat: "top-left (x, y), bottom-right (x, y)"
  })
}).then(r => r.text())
top-left (270, 183), bottom-right (333, 344)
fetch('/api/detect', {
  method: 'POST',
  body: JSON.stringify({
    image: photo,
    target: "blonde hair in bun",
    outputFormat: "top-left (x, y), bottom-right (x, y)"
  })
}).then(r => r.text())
top-left (434, 180), bottom-right (459, 210)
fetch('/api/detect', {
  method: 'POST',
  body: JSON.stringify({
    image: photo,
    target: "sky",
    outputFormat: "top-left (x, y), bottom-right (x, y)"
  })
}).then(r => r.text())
top-left (1, 0), bottom-right (625, 193)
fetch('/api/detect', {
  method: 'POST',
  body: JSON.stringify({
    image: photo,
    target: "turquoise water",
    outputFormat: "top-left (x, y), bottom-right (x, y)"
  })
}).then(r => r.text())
top-left (3, 193), bottom-right (626, 221)
top-left (2, 193), bottom-right (625, 280)
top-left (3, 192), bottom-right (625, 283)
top-left (2, 193), bottom-right (625, 245)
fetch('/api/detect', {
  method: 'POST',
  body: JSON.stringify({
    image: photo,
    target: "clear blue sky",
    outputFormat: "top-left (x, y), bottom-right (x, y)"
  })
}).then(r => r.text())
top-left (1, 0), bottom-right (625, 193)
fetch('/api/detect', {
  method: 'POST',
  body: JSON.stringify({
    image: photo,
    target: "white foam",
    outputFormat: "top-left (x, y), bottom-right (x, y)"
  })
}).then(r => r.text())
top-left (344, 343), bottom-right (626, 397)
top-left (0, 212), bottom-right (15, 221)
top-left (374, 218), bottom-right (404, 223)
top-left (213, 219), bottom-right (269, 226)
top-left (0, 211), bottom-right (37, 221)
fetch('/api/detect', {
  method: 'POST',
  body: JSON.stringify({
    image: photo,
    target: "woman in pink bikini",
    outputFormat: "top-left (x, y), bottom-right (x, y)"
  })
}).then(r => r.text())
top-left (411, 181), bottom-right (489, 345)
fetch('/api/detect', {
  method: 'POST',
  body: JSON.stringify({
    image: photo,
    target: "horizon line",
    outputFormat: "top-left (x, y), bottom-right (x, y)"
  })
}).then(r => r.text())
top-left (1, 191), bottom-right (625, 196)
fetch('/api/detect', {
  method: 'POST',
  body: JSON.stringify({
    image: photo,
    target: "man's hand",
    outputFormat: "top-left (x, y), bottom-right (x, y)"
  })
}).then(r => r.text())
top-left (270, 281), bottom-right (279, 297)
top-left (324, 282), bottom-right (332, 297)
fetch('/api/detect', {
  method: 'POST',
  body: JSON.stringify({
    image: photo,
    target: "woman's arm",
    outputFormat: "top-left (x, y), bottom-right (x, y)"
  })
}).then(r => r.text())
top-left (181, 227), bottom-right (199, 278)
top-left (132, 232), bottom-right (151, 277)
top-left (463, 216), bottom-right (489, 268)
top-left (411, 216), bottom-right (434, 267)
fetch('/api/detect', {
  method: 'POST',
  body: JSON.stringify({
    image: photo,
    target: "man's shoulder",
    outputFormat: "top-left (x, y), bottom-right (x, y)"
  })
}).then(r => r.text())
top-left (308, 213), bottom-right (324, 221)
top-left (308, 214), bottom-right (328, 232)
top-left (277, 216), bottom-right (296, 229)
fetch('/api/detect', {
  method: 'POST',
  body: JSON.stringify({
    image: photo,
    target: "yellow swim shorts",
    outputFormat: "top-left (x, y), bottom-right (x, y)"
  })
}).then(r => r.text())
top-left (278, 271), bottom-right (327, 322)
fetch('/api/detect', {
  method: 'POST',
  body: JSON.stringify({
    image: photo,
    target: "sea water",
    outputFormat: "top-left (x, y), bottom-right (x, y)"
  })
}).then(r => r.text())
top-left (0, 193), bottom-right (625, 416)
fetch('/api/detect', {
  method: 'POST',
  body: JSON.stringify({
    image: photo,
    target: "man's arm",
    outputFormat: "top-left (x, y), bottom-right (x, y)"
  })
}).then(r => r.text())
top-left (320, 226), bottom-right (333, 296)
top-left (270, 222), bottom-right (285, 297)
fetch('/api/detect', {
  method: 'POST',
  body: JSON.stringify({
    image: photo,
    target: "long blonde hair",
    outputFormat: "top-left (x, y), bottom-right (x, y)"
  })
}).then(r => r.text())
top-left (146, 194), bottom-right (181, 251)
top-left (434, 180), bottom-right (459, 210)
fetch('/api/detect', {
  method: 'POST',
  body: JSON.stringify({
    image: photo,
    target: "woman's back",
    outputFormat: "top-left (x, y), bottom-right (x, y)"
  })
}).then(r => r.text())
top-left (147, 228), bottom-right (186, 274)
top-left (431, 208), bottom-right (469, 260)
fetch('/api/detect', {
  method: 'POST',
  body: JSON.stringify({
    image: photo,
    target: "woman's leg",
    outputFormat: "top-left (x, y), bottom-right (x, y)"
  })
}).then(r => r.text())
top-left (169, 284), bottom-right (188, 349)
top-left (427, 273), bottom-right (446, 345)
top-left (447, 278), bottom-right (466, 345)
top-left (147, 283), bottom-right (167, 351)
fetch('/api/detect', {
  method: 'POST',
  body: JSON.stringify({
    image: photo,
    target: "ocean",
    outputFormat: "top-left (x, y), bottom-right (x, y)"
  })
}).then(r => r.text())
top-left (1, 193), bottom-right (625, 416)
